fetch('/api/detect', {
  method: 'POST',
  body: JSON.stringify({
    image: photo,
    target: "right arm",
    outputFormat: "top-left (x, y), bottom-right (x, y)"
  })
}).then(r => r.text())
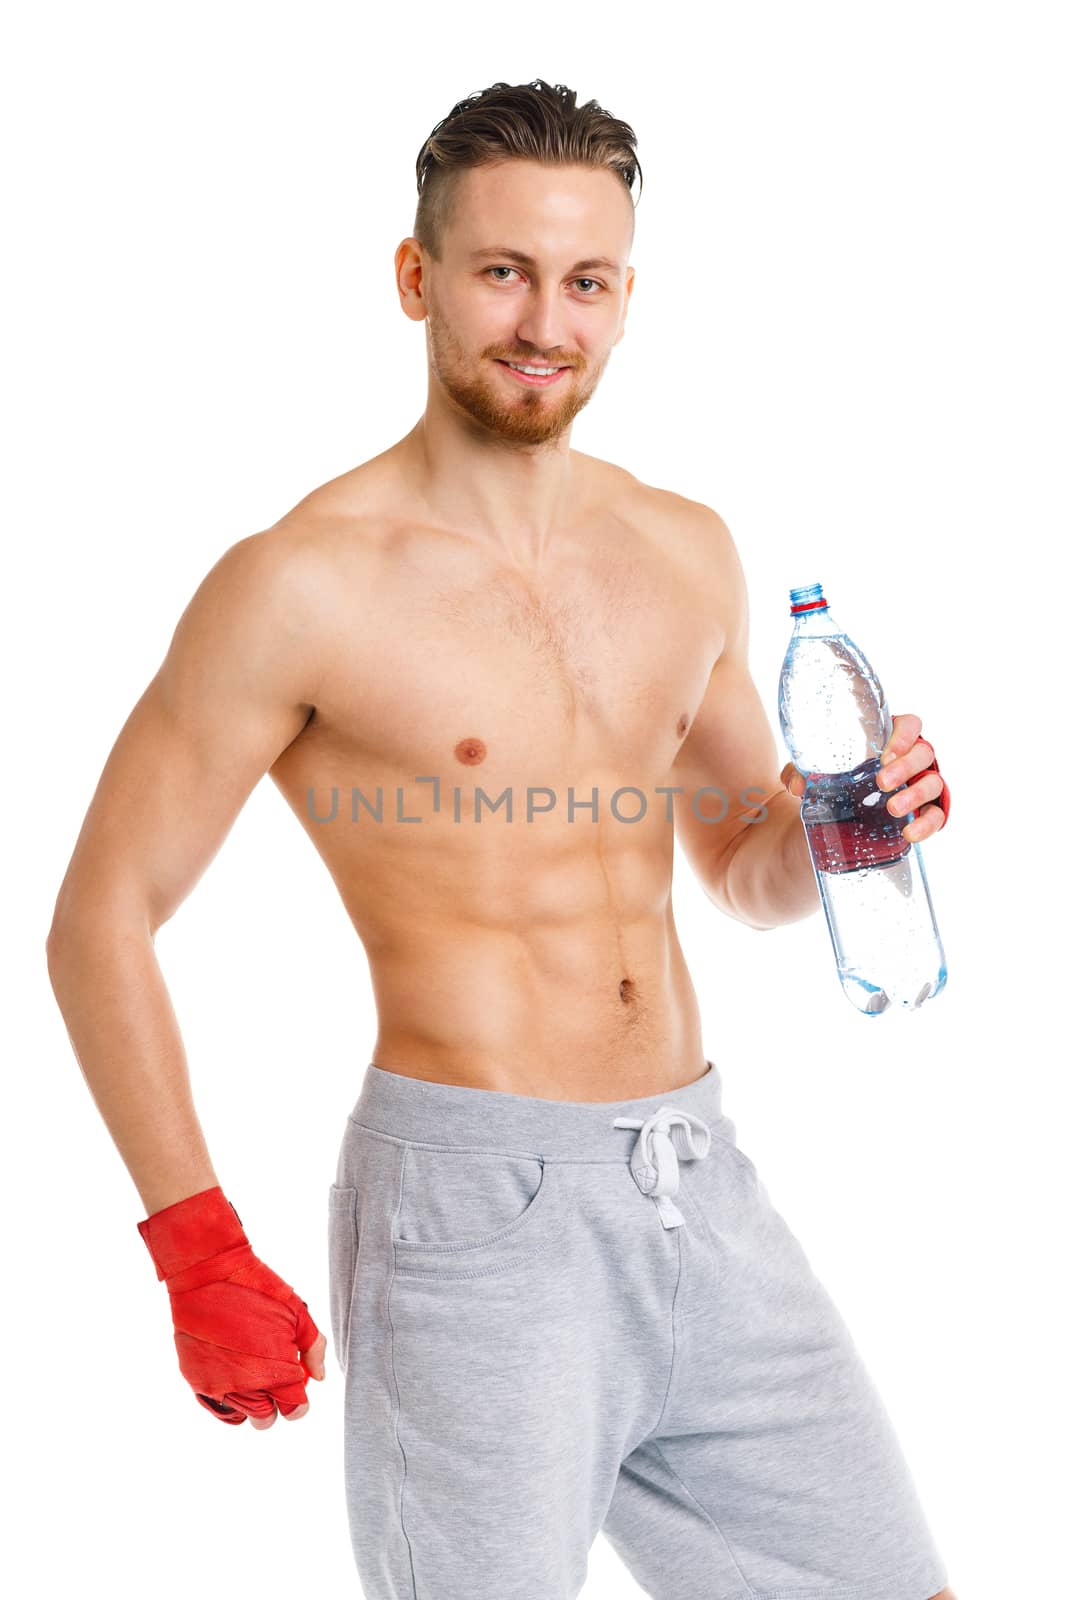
top-left (45, 530), bottom-right (323, 1215)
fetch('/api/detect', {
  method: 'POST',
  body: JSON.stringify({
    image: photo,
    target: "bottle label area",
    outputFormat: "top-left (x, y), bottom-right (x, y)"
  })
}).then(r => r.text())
top-left (800, 757), bottom-right (913, 874)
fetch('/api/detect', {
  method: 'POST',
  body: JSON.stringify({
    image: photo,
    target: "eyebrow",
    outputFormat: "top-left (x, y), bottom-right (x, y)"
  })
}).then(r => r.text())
top-left (469, 246), bottom-right (621, 277)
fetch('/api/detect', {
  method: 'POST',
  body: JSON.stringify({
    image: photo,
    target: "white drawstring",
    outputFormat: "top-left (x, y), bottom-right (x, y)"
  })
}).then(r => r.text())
top-left (612, 1107), bottom-right (712, 1229)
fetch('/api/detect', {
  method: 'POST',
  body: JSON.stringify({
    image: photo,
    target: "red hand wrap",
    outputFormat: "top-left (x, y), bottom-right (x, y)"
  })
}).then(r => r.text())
top-left (137, 1185), bottom-right (320, 1425)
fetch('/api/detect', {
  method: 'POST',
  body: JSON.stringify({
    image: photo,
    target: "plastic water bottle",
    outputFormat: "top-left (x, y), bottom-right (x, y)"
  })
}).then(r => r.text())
top-left (777, 582), bottom-right (947, 1015)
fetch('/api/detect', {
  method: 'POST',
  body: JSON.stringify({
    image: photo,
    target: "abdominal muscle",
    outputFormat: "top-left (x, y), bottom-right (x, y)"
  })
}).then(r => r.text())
top-left (370, 941), bottom-right (708, 1103)
top-left (313, 805), bottom-right (709, 1102)
top-left (368, 910), bottom-right (708, 1103)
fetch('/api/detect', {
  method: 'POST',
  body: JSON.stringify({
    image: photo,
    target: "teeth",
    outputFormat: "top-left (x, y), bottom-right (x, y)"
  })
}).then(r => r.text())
top-left (507, 363), bottom-right (561, 375)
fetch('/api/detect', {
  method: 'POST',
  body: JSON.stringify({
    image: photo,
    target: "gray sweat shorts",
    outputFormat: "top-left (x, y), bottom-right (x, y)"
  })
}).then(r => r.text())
top-left (327, 1057), bottom-right (950, 1600)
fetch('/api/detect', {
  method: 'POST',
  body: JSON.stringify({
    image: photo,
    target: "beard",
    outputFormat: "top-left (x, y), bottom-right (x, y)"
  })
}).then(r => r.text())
top-left (426, 309), bottom-right (606, 446)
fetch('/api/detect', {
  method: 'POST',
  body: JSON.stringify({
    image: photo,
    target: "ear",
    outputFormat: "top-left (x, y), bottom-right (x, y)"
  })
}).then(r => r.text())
top-left (614, 266), bottom-right (636, 345)
top-left (395, 237), bottom-right (429, 323)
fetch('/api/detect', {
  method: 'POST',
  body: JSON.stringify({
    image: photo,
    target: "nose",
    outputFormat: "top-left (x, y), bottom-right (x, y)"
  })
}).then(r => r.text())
top-left (513, 289), bottom-right (571, 364)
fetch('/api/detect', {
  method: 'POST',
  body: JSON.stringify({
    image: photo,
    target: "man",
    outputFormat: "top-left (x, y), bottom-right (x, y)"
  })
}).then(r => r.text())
top-left (46, 79), bottom-right (955, 1600)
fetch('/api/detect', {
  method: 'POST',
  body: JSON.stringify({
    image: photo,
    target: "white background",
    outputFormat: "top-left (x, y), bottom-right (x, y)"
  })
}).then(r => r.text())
top-left (5, 3), bottom-right (1064, 1596)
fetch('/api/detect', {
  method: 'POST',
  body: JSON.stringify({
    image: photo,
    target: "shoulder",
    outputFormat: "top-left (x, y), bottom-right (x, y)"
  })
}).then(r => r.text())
top-left (578, 450), bottom-right (732, 540)
top-left (643, 482), bottom-right (744, 609)
top-left (197, 521), bottom-right (337, 629)
top-left (180, 504), bottom-right (391, 717)
top-left (211, 465), bottom-right (392, 611)
top-left (584, 454), bottom-right (742, 583)
top-left (640, 480), bottom-right (735, 560)
top-left (595, 464), bottom-right (748, 650)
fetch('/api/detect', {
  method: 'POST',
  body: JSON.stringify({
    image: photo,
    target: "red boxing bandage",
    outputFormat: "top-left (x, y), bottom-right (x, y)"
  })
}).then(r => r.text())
top-left (137, 1185), bottom-right (321, 1425)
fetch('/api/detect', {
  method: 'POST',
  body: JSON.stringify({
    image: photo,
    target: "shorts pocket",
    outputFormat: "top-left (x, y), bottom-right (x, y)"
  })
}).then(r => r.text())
top-left (327, 1184), bottom-right (359, 1375)
top-left (392, 1146), bottom-right (560, 1280)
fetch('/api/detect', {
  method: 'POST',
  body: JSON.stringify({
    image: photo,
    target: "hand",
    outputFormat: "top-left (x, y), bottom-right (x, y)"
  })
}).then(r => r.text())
top-left (137, 1186), bottom-right (327, 1429)
top-left (779, 713), bottom-right (951, 843)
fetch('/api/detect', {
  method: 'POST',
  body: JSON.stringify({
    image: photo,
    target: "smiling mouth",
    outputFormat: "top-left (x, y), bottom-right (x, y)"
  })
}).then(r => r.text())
top-left (495, 360), bottom-right (572, 386)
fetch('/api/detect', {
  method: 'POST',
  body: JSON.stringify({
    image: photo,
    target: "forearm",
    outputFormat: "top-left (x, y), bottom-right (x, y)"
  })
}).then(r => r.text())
top-left (724, 790), bottom-right (823, 930)
top-left (45, 916), bottom-right (220, 1215)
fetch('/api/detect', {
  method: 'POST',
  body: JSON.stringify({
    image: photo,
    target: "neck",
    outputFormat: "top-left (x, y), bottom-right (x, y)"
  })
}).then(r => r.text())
top-left (400, 398), bottom-right (577, 568)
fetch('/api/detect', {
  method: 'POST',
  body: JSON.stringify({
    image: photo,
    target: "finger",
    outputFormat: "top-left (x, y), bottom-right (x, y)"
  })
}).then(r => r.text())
top-left (299, 1322), bottom-right (327, 1382)
top-left (881, 713), bottom-right (922, 764)
top-left (272, 1372), bottom-right (312, 1416)
top-left (885, 772), bottom-right (945, 818)
top-left (250, 1407), bottom-right (278, 1431)
top-left (878, 738), bottom-right (936, 792)
top-left (903, 802), bottom-right (947, 843)
top-left (196, 1392), bottom-right (245, 1426)
top-left (225, 1387), bottom-right (280, 1421)
top-left (283, 1402), bottom-right (310, 1422)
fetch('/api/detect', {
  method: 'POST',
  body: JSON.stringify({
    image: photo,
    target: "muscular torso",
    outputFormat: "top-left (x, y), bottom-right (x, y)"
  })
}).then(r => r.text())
top-left (268, 449), bottom-right (727, 1100)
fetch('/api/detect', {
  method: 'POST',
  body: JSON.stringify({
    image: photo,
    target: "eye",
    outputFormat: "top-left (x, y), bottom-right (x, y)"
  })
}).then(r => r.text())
top-left (483, 267), bottom-right (605, 295)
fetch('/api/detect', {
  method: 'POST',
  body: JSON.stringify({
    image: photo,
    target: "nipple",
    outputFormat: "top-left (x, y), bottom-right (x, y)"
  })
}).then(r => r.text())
top-left (454, 736), bottom-right (487, 766)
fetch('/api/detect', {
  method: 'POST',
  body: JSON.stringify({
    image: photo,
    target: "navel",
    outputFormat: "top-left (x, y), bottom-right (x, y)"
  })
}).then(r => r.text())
top-left (676, 712), bottom-right (689, 738)
top-left (619, 976), bottom-right (636, 1004)
top-left (454, 736), bottom-right (487, 766)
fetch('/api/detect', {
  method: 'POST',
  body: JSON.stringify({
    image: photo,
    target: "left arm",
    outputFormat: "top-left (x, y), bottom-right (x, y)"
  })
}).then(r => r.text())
top-left (670, 507), bottom-right (821, 931)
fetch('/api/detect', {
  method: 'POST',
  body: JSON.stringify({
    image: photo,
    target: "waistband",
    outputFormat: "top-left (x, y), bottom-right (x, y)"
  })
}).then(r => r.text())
top-left (350, 1057), bottom-right (725, 1163)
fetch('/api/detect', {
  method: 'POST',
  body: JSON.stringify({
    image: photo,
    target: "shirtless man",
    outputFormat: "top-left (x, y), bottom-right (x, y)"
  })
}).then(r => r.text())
top-left (46, 80), bottom-right (954, 1600)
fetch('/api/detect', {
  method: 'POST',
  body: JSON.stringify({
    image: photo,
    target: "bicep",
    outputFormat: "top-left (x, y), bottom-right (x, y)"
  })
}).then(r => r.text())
top-left (50, 534), bottom-right (319, 938)
top-left (670, 511), bottom-right (785, 912)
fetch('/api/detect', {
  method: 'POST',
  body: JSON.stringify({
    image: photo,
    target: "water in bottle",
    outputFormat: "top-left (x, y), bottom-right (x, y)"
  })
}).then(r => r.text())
top-left (777, 582), bottom-right (947, 1014)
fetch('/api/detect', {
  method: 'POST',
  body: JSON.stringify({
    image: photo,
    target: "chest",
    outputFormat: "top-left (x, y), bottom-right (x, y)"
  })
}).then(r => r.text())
top-left (286, 520), bottom-right (721, 787)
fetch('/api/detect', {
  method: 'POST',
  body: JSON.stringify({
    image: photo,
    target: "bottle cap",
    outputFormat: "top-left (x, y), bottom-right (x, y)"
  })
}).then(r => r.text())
top-left (789, 583), bottom-right (828, 614)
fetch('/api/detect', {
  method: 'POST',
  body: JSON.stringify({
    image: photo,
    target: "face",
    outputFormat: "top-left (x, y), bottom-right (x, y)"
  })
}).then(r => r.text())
top-left (398, 161), bottom-right (636, 446)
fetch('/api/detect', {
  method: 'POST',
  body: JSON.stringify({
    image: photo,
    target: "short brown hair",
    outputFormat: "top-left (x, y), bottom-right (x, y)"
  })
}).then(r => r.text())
top-left (413, 79), bottom-right (643, 261)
